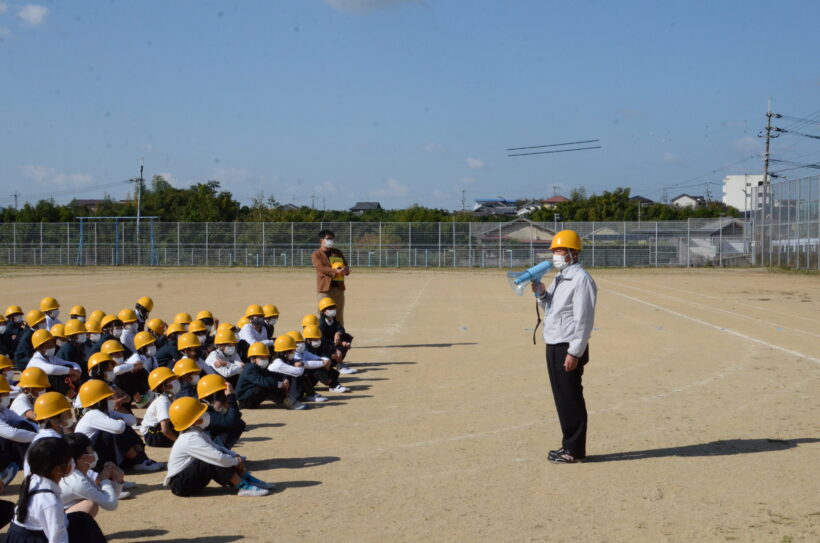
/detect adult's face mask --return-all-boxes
[552,253,569,271]
[323,239,335,249]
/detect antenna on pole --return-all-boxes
[136,158,144,238]
[460,189,466,211]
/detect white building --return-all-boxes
[671,194,705,208]
[722,174,764,212]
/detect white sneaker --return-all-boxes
[338,364,357,375]
[119,490,134,500]
[122,481,137,490]
[132,459,164,472]
[329,385,350,393]
[305,394,328,402]
[237,482,270,497]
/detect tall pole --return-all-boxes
[762,100,773,266]
[136,158,144,239]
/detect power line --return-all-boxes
[507,145,601,157]
[505,139,599,151]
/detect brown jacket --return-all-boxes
[311,247,348,292]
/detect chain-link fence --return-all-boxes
[750,175,820,270]
[0,218,751,268]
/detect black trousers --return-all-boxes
[546,343,589,458]
[308,367,340,388]
[210,422,246,450]
[92,427,146,468]
[114,370,150,398]
[5,512,107,543]
[0,435,32,469]
[0,499,14,531]
[238,386,284,409]
[168,458,236,497]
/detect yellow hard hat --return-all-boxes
[18,367,50,389]
[216,322,235,334]
[318,297,336,312]
[165,322,187,336]
[69,305,86,318]
[332,261,345,272]
[188,319,208,334]
[177,332,201,351]
[63,319,86,337]
[134,331,156,352]
[89,310,106,323]
[5,305,23,317]
[100,314,121,329]
[84,319,102,334]
[136,296,154,312]
[195,310,214,321]
[236,316,250,328]
[39,297,59,312]
[26,309,46,327]
[78,379,114,408]
[101,340,125,356]
[173,357,201,378]
[214,329,237,345]
[148,367,176,391]
[247,342,270,359]
[169,396,208,432]
[286,330,304,343]
[49,324,66,340]
[0,375,10,394]
[273,335,296,353]
[31,329,54,350]
[118,308,138,324]
[174,312,193,325]
[146,318,167,336]
[87,352,113,372]
[245,304,264,318]
[0,354,13,371]
[0,314,5,324]
[33,391,71,421]
[262,304,279,318]
[549,229,583,251]
[197,374,227,400]
[301,314,319,327]
[302,324,321,340]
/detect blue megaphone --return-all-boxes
[507,260,553,296]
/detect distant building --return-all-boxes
[630,195,654,206]
[277,203,300,211]
[722,174,764,212]
[350,202,383,215]
[541,195,569,209]
[515,201,542,217]
[671,194,705,208]
[473,198,517,216]
[68,199,120,213]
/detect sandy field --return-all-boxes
[1,266,818,543]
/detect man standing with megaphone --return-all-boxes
[531,230,597,464]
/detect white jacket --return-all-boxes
[538,263,597,358]
[164,427,239,484]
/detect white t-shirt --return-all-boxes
[10,393,35,418]
[140,394,171,434]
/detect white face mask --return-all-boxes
[196,334,207,344]
[323,239,334,249]
[60,414,75,430]
[324,309,337,318]
[552,253,569,271]
[88,333,101,343]
[0,325,6,334]
[126,323,138,333]
[167,380,181,396]
[255,358,270,369]
[104,370,114,381]
[44,347,56,357]
[146,345,157,357]
[0,396,10,409]
[309,339,321,348]
[65,458,75,476]
[76,316,86,323]
[12,316,23,324]
[87,451,99,469]
[56,340,67,348]
[266,317,278,326]
[3,369,13,382]
[283,351,295,361]
[197,411,211,429]
[106,399,116,412]
[48,310,60,319]
[112,327,123,337]
[221,345,236,357]
[74,333,87,344]
[111,355,124,365]
[296,342,306,353]
[189,374,200,385]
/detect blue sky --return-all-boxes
[1,0,818,210]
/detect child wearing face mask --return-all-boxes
[172,358,203,400]
[60,432,124,516]
[261,305,279,340]
[0,315,15,357]
[235,343,290,409]
[318,298,356,375]
[134,296,153,332]
[238,305,273,349]
[75,380,163,473]
[176,332,208,375]
[196,375,246,449]
[204,330,244,387]
[0,355,17,388]
[3,306,26,354]
[164,396,272,497]
[188,320,214,356]
[26,330,83,399]
[11,368,51,422]
[13,310,48,370]
[155,323,186,368]
[268,336,310,410]
[286,331,330,402]
[39,297,62,330]
[89,315,127,357]
[300,326,350,394]
[103,340,149,409]
[68,306,86,323]
[195,310,217,339]
[117,309,140,354]
[119,333,157,409]
[0,376,37,481]
[23,392,76,476]
[56,320,90,380]
[49,325,68,352]
[7,437,108,543]
[139,368,180,448]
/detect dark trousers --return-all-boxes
[238,386,284,409]
[144,426,175,448]
[0,435,32,469]
[114,369,150,399]
[0,499,14,531]
[546,343,589,458]
[308,367,340,389]
[210,422,245,450]
[92,427,146,468]
[168,458,236,497]
[5,512,106,543]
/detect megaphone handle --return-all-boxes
[532,300,542,345]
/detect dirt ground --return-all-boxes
[1,266,818,543]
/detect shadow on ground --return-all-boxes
[357,342,477,349]
[246,455,340,471]
[589,438,820,462]
[243,422,285,431]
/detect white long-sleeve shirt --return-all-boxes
[204,350,244,378]
[140,394,171,434]
[0,406,37,442]
[11,474,69,543]
[538,262,597,358]
[294,349,328,370]
[60,469,121,511]
[120,327,137,353]
[26,352,81,376]
[124,352,157,374]
[45,315,62,329]
[269,357,304,377]
[238,323,272,346]
[75,409,126,441]
[164,427,239,484]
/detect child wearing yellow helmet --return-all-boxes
[204,329,244,388]
[235,342,294,410]
[0,375,37,478]
[318,298,357,375]
[139,367,180,448]
[266,336,310,410]
[197,374,246,449]
[27,330,82,399]
[301,326,350,394]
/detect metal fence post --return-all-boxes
[408,223,412,267]
[686,218,691,268]
[12,223,16,265]
[655,221,658,267]
[291,222,294,266]
[205,223,209,266]
[591,221,595,268]
[379,222,382,267]
[262,222,266,266]
[468,222,472,267]
[622,221,626,267]
[437,222,441,267]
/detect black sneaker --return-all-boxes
[548,448,568,461]
[549,452,584,464]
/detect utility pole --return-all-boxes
[661,186,668,204]
[136,158,143,239]
[311,193,316,209]
[763,99,773,186]
[460,189,466,211]
[705,181,712,202]
[12,191,19,210]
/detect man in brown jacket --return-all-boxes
[311,229,350,326]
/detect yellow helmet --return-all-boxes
[39,297,59,312]
[18,367,50,389]
[25,309,46,327]
[33,391,71,421]
[177,332,201,351]
[273,335,296,353]
[146,318,167,336]
[549,229,583,251]
[78,379,114,408]
[0,375,10,394]
[5,305,23,318]
[318,297,336,312]
[286,330,304,343]
[216,322,236,334]
[301,314,319,327]
[236,316,250,328]
[84,319,102,334]
[69,305,86,318]
[263,304,279,318]
[101,340,125,356]
[0,314,5,324]
[245,304,264,318]
[31,329,54,350]
[0,354,13,371]
[100,314,121,329]
[174,312,193,325]
[214,329,237,345]
[247,342,270,359]
[87,352,113,372]
[169,396,208,432]
[173,357,201,378]
[197,374,227,400]
[63,319,86,337]
[134,331,156,352]
[302,324,321,340]
[49,324,66,340]
[195,310,214,322]
[188,319,208,334]
[331,261,345,273]
[118,308,138,324]
[148,367,176,391]
[89,310,106,323]
[165,322,187,337]
[136,296,154,312]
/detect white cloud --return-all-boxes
[325,0,426,14]
[733,136,762,154]
[17,4,48,26]
[466,157,484,169]
[0,2,8,15]
[370,177,408,198]
[21,165,95,189]
[662,151,682,164]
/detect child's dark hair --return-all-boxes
[17,437,71,523]
[63,432,92,462]
[318,229,335,240]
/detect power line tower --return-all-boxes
[460,189,466,211]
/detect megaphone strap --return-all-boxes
[532,300,542,345]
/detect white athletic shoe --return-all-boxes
[122,481,137,490]
[338,364,357,375]
[305,394,328,402]
[119,490,134,500]
[132,459,164,472]
[329,385,350,393]
[237,482,270,497]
